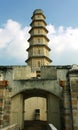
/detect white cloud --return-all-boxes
[47,24,78,65]
[0,19,30,65]
[0,20,78,65]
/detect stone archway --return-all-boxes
[10,89,61,130]
[22,89,49,130]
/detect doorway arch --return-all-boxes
[10,88,61,130]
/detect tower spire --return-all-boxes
[26,9,52,71]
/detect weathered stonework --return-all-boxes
[0,64,78,130]
[0,80,11,128]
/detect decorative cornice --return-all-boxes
[26,56,52,63]
[28,34,49,42]
[26,44,51,51]
[29,26,48,34]
[30,19,47,26]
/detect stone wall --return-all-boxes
[69,65,78,130]
[1,65,78,130]
[10,94,24,130]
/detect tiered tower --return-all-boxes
[26,9,52,71]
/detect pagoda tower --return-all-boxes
[26,9,52,71]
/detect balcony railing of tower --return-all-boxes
[29,26,48,33]
[31,16,45,21]
[27,44,51,52]
[28,35,49,42]
[30,19,47,26]
[28,54,49,58]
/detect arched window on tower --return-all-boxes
[37,15,40,18]
[38,29,40,34]
[38,49,40,55]
[38,61,40,67]
[38,22,40,26]
[38,38,40,43]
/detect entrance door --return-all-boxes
[24,97,47,121]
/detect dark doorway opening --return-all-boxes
[24,120,48,130]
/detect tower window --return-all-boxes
[36,71,41,78]
[38,22,40,26]
[38,61,40,67]
[35,109,40,120]
[38,29,40,34]
[38,49,40,54]
[38,38,40,43]
[35,109,40,114]
[38,15,40,18]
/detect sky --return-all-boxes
[0,0,78,66]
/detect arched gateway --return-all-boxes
[10,71,62,130]
[9,64,62,130]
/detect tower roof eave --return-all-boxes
[31,10,46,20]
[30,19,47,26]
[29,26,48,34]
[26,56,52,63]
[28,35,49,42]
[26,44,51,51]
